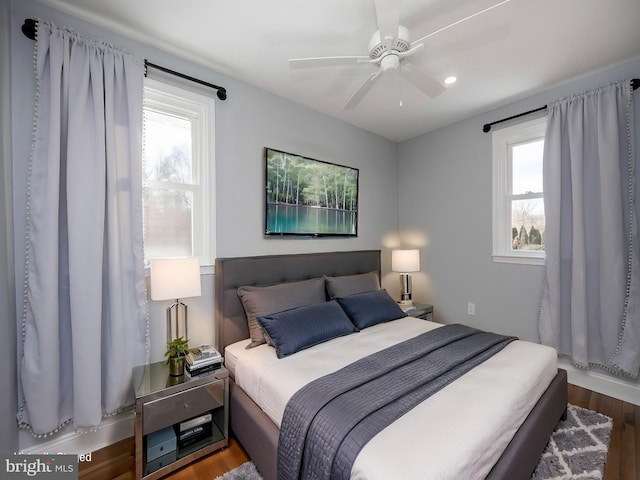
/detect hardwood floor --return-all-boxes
[79,384,638,480]
[78,437,249,480]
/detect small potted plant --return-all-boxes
[165,336,189,376]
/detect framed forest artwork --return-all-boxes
[264,148,359,237]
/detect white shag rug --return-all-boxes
[214,461,262,480]
[532,404,613,479]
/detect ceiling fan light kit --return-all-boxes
[380,54,400,73]
[288,0,511,109]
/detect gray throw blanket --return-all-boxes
[277,324,517,480]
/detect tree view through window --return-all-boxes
[143,109,194,259]
[510,139,544,251]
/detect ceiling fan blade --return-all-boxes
[289,56,370,69]
[410,0,510,47]
[374,0,400,50]
[399,64,446,98]
[343,70,384,110]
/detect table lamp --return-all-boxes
[150,257,202,343]
[392,249,420,306]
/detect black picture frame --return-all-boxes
[264,148,359,237]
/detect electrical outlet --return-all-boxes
[467,302,476,315]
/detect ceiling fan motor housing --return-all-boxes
[368,25,411,59]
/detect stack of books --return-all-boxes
[185,345,222,377]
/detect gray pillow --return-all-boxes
[325,271,380,299]
[237,277,326,348]
[257,300,358,358]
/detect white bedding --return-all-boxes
[226,317,558,480]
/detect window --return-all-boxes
[142,78,215,266]
[492,116,546,265]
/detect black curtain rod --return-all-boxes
[144,61,227,101]
[482,105,546,133]
[21,18,227,101]
[483,78,640,132]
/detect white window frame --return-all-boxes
[143,78,216,268]
[492,116,546,265]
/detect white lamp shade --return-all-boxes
[392,249,420,273]
[150,257,202,301]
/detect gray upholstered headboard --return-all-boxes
[214,250,381,355]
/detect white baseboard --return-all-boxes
[18,410,134,456]
[559,359,640,406]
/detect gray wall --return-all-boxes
[1,0,18,456]
[399,56,640,392]
[213,74,399,258]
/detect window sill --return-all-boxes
[492,253,545,266]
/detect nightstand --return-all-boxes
[406,303,434,321]
[132,361,229,480]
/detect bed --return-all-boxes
[214,250,567,480]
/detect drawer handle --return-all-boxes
[183,403,189,409]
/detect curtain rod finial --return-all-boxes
[22,18,37,40]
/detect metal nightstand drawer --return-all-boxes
[142,381,224,435]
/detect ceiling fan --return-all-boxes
[289,0,510,110]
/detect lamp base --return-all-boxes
[166,300,188,344]
[399,273,413,307]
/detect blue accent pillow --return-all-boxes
[256,301,358,359]
[336,289,407,329]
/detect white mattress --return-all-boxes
[226,317,558,480]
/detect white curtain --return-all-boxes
[18,21,149,436]
[539,80,640,378]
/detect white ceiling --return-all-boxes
[34,0,640,142]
